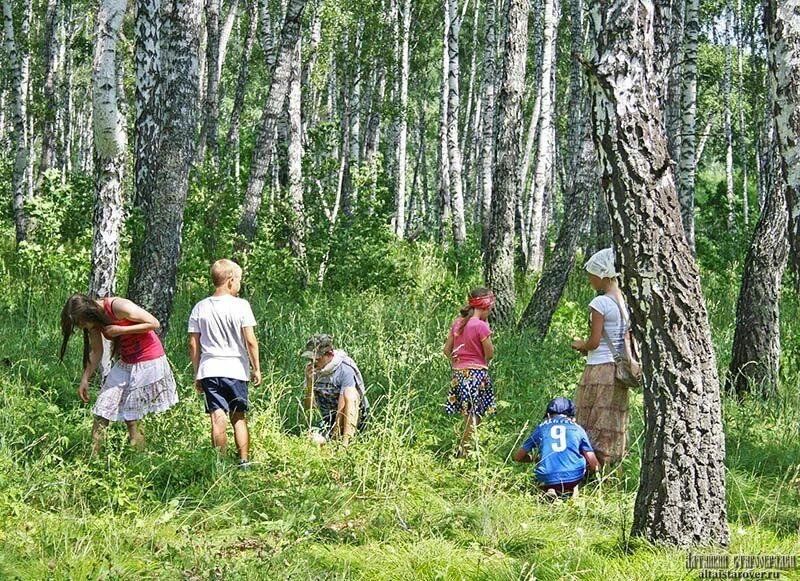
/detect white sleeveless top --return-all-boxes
[587,294,628,365]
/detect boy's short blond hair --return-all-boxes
[211,259,242,287]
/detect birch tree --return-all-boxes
[394,0,411,237]
[90,0,127,299]
[519,0,596,335]
[128,0,203,334]
[727,132,788,399]
[484,0,529,325]
[677,0,699,251]
[527,0,558,272]
[238,0,307,246]
[38,0,61,182]
[446,0,466,246]
[198,0,221,163]
[286,33,308,285]
[479,0,496,250]
[3,0,31,244]
[134,0,162,210]
[587,0,729,547]
[766,0,800,305]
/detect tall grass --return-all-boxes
[1,242,799,579]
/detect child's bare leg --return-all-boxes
[125,420,145,450]
[457,414,481,455]
[91,417,109,455]
[230,411,249,462]
[336,387,360,446]
[210,410,228,452]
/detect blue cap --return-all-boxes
[545,397,576,418]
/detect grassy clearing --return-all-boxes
[1,245,799,579]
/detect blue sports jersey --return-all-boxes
[521,416,593,485]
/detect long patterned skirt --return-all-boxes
[575,362,629,465]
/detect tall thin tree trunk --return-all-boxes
[724,5,736,228]
[460,0,479,206]
[394,0,411,237]
[3,0,31,244]
[437,1,451,241]
[128,0,203,334]
[479,0,496,252]
[238,0,308,246]
[484,0,529,325]
[90,0,127,298]
[447,0,467,245]
[518,0,595,336]
[677,0,699,251]
[587,0,729,547]
[226,2,257,185]
[527,0,558,272]
[38,0,61,185]
[217,0,239,73]
[735,0,749,226]
[287,33,308,286]
[198,0,221,164]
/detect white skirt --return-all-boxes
[93,355,179,422]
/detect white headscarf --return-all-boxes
[584,248,618,279]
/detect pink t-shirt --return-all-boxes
[450,317,492,369]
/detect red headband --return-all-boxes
[468,293,495,310]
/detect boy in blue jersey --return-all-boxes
[513,397,599,499]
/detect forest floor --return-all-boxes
[1,245,799,580]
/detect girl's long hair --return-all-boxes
[456,287,493,335]
[60,294,114,368]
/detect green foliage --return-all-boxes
[1,240,800,578]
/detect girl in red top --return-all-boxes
[60,294,178,453]
[443,287,496,457]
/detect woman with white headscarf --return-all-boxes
[569,248,630,466]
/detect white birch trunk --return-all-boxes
[90,0,127,299]
[446,0,466,245]
[3,0,30,244]
[437,0,451,239]
[677,0,699,252]
[287,34,307,285]
[484,0,529,324]
[134,0,162,210]
[724,6,736,228]
[479,0,496,250]
[394,0,411,238]
[527,0,558,272]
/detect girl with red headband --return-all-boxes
[443,287,497,457]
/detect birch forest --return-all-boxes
[1,0,800,575]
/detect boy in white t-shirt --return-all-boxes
[188,259,261,468]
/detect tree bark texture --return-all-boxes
[127,0,203,335]
[446,0,467,246]
[479,0,496,252]
[198,0,221,164]
[394,0,411,237]
[527,0,559,272]
[90,0,128,298]
[726,133,788,399]
[38,0,61,183]
[677,0,699,251]
[518,0,595,336]
[766,0,800,291]
[286,33,308,285]
[484,0,529,325]
[587,0,729,547]
[238,0,307,245]
[134,0,162,210]
[3,0,31,244]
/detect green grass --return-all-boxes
[1,244,799,580]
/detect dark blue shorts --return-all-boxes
[201,377,249,414]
